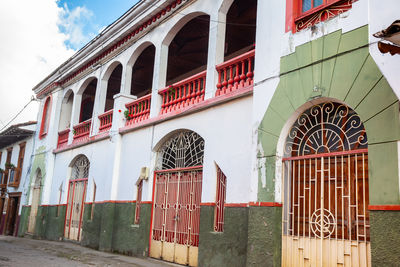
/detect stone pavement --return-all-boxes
[0,236,179,267]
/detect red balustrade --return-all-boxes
[159,71,206,114]
[57,129,70,149]
[125,94,151,126]
[216,49,255,96]
[98,109,113,132]
[73,119,91,142]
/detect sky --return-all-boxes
[0,0,139,131]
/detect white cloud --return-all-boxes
[59,4,96,49]
[0,1,94,128]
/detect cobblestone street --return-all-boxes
[0,236,177,267]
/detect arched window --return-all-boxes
[158,131,205,170]
[282,102,370,265]
[39,96,52,138]
[71,155,90,179]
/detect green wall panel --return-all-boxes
[82,203,103,249]
[246,206,282,267]
[323,30,341,58]
[257,156,276,202]
[368,142,400,205]
[370,211,400,266]
[18,206,31,237]
[99,202,115,252]
[337,26,368,53]
[329,48,369,99]
[344,55,383,109]
[198,206,248,267]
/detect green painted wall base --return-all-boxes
[198,206,248,267]
[370,210,400,266]
[246,206,282,267]
[81,202,151,257]
[18,205,66,241]
[18,206,31,237]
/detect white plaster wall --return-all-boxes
[50,138,117,205]
[368,0,400,99]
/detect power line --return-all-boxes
[0,96,37,132]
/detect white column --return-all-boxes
[109,93,137,200]
[121,63,132,96]
[91,69,106,136]
[149,41,169,118]
[69,93,82,144]
[204,8,228,99]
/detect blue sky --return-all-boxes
[57,0,140,50]
[0,0,141,127]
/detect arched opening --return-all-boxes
[105,63,122,111]
[131,45,155,98]
[150,130,204,266]
[64,155,89,241]
[166,15,210,85]
[28,169,42,233]
[281,102,370,266]
[59,90,74,131]
[79,78,97,123]
[224,0,257,61]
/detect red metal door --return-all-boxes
[150,166,202,267]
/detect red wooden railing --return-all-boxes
[125,94,151,126]
[57,129,70,148]
[159,71,206,114]
[216,49,255,96]
[73,119,91,142]
[98,109,113,132]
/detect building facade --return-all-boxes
[0,122,36,237]
[17,0,400,266]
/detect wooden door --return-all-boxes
[64,179,87,241]
[28,185,41,233]
[5,196,19,236]
[150,167,203,267]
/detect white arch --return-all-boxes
[76,76,98,96]
[100,60,123,82]
[162,11,210,46]
[127,41,156,68]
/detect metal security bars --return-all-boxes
[214,166,227,232]
[282,102,370,266]
[152,167,203,248]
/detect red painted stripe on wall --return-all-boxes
[368,205,400,211]
[249,202,283,207]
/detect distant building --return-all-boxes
[0,121,35,236]
[18,0,400,266]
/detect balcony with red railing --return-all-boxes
[125,94,151,126]
[98,109,113,132]
[57,129,70,149]
[73,119,92,143]
[159,71,206,115]
[216,49,255,96]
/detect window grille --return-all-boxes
[71,155,90,179]
[135,179,143,224]
[214,165,227,232]
[159,131,204,170]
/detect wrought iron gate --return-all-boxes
[150,167,203,266]
[64,178,87,241]
[282,102,370,266]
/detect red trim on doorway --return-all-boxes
[63,181,71,238]
[77,180,87,240]
[368,205,400,211]
[141,201,152,204]
[249,202,283,207]
[148,171,157,257]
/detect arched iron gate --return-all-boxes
[281,102,371,266]
[150,131,204,267]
